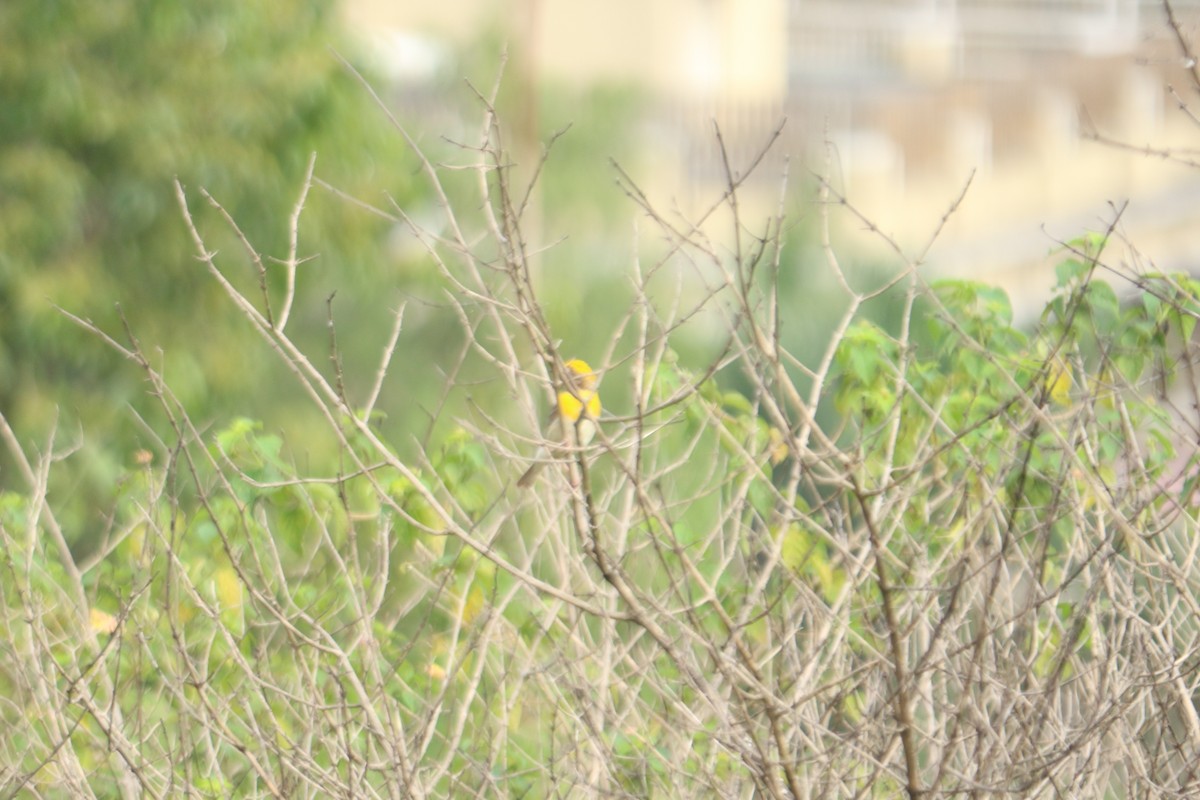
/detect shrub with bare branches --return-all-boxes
[6,53,1200,800]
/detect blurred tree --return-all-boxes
[0,0,426,531]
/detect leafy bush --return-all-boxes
[6,46,1200,800]
[0,0,425,530]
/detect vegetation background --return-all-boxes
[4,0,1200,797]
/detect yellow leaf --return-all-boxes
[89,607,118,635]
[768,426,790,466]
[1046,357,1071,406]
[462,584,484,624]
[780,524,807,574]
[215,566,243,611]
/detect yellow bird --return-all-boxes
[517,358,601,488]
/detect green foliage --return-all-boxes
[2,414,504,792]
[0,0,426,519]
[5,239,1200,795]
[3,18,1199,787]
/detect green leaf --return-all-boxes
[1084,280,1119,331]
[1055,258,1089,288]
[1141,291,1161,320]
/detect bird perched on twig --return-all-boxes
[517,358,601,488]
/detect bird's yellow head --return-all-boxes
[563,358,598,392]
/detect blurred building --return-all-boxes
[344,0,1200,313]
[783,0,1200,312]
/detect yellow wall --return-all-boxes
[343,0,786,100]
